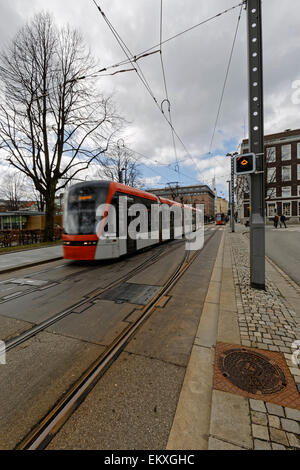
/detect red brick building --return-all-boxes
[236,128,300,224]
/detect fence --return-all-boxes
[0,228,62,248]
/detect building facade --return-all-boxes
[237,128,300,224]
[216,197,229,215]
[149,184,215,222]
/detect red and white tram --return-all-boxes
[63,180,199,260]
[215,213,226,225]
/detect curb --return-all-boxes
[0,256,63,275]
[166,231,225,450]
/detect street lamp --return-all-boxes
[117,139,125,183]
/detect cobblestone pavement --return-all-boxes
[230,232,300,450]
[250,399,300,449]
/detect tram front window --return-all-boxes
[64,184,109,235]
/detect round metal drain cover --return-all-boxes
[218,348,287,395]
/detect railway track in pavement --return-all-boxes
[16,228,218,450]
[4,239,184,352]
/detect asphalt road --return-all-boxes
[265,225,300,286]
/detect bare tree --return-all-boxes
[97,145,141,187]
[0,170,26,211]
[0,12,122,240]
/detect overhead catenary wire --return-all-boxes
[91,0,245,188]
[92,0,247,76]
[208,3,244,156]
[92,0,159,105]
[91,0,213,182]
[78,1,246,83]
[159,0,179,175]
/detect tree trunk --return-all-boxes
[44,190,56,242]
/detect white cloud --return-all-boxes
[0,0,299,200]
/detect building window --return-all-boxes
[266,187,275,199]
[281,144,291,161]
[282,202,291,217]
[267,167,276,183]
[266,147,276,163]
[281,187,291,198]
[282,166,291,181]
[267,203,276,217]
[298,186,300,196]
[298,164,300,180]
[297,143,300,159]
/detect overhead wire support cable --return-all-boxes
[91,0,236,187]
[208,3,244,155]
[159,0,179,175]
[91,0,196,174]
[83,1,246,83]
[124,1,247,62]
[92,0,158,105]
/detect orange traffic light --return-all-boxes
[234,153,256,175]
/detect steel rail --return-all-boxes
[5,239,185,352]
[17,229,218,450]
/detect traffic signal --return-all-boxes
[234,153,256,175]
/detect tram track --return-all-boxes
[15,228,218,450]
[4,238,187,352]
[0,248,166,305]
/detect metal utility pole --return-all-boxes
[227,152,238,232]
[247,0,265,290]
[227,180,231,228]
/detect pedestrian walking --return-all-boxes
[280,214,287,228]
[274,214,279,228]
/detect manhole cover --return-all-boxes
[218,348,287,395]
[101,282,161,305]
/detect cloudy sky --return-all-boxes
[0,0,299,198]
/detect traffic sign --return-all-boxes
[234,153,256,175]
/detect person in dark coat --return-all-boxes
[274,214,279,228]
[280,214,287,228]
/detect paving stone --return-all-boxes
[285,407,300,421]
[265,403,285,417]
[249,399,266,413]
[269,428,289,446]
[286,433,300,449]
[254,439,272,450]
[281,418,300,434]
[268,415,281,429]
[208,437,246,450]
[251,411,268,426]
[252,424,269,441]
[210,390,252,449]
[271,443,286,450]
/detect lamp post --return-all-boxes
[227,180,231,228]
[117,139,125,183]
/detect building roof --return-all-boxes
[242,128,300,146]
[148,184,215,197]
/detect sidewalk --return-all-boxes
[167,224,300,450]
[0,245,63,274]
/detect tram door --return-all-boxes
[126,195,137,254]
